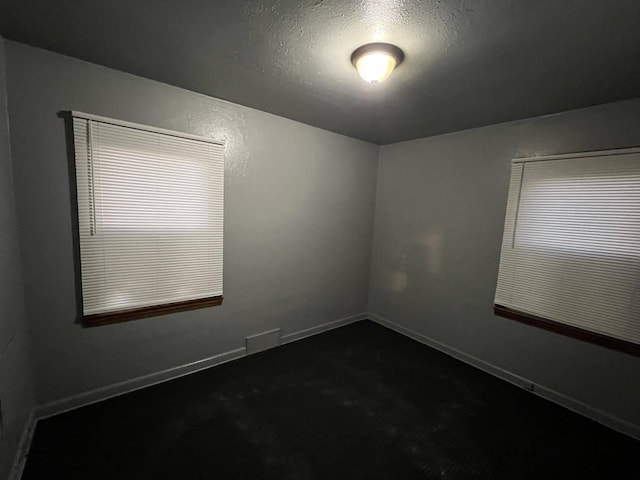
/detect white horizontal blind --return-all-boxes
[72,114,224,316]
[495,150,640,345]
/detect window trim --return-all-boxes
[83,296,224,328]
[494,305,640,357]
[495,146,640,357]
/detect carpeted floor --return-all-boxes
[22,320,640,479]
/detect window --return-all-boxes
[494,148,640,355]
[72,112,224,327]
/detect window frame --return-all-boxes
[494,147,640,356]
[71,111,225,327]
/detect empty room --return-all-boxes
[1,1,640,479]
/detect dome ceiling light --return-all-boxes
[351,43,404,86]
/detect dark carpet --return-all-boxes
[23,320,640,479]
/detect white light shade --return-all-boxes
[355,51,397,85]
[351,43,404,86]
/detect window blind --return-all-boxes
[72,113,224,317]
[495,149,640,346]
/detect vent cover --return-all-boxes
[246,328,282,355]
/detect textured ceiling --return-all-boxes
[1,0,639,144]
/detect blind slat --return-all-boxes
[73,116,224,315]
[495,152,640,345]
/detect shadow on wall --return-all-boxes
[58,111,84,326]
[386,225,446,308]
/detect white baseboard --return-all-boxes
[34,346,246,421]
[10,313,365,479]
[25,311,635,477]
[35,312,366,421]
[281,313,367,344]
[368,313,640,441]
[8,412,36,480]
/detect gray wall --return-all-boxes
[369,98,640,428]
[5,41,379,406]
[4,38,639,443]
[0,36,34,480]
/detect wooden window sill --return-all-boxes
[494,304,640,357]
[83,296,223,327]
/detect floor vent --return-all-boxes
[246,328,282,355]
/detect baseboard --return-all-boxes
[281,313,367,344]
[8,412,36,480]
[34,346,246,421]
[367,313,640,441]
[15,311,637,478]
[34,312,366,421]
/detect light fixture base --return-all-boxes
[350,43,405,68]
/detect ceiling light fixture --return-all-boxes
[351,43,404,86]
